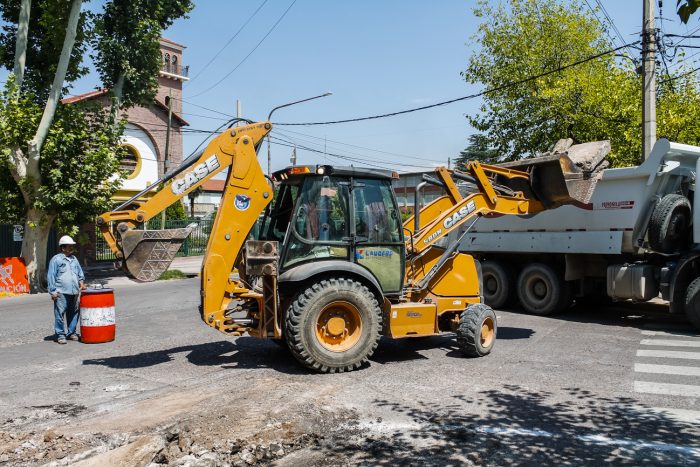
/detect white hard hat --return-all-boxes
[59,235,77,246]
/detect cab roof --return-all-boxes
[271,165,397,182]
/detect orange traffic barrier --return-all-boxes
[79,288,116,343]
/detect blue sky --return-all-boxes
[57,1,700,172]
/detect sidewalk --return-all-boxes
[82,255,203,288]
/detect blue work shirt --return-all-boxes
[47,253,85,295]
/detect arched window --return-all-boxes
[164,53,171,71]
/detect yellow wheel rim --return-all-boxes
[480,316,495,349]
[315,301,363,352]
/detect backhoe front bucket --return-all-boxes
[496,152,602,209]
[120,227,194,282]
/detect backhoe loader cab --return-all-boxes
[97,120,597,373]
[265,166,405,295]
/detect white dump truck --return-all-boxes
[458,138,700,329]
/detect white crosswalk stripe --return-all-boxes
[635,363,700,377]
[639,339,700,348]
[634,325,700,418]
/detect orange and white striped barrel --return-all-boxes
[79,288,116,343]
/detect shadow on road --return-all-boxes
[317,385,700,465]
[82,338,306,374]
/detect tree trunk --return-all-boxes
[22,208,55,293]
[13,0,31,88]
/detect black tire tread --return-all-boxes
[516,263,569,316]
[456,303,497,357]
[285,277,382,373]
[482,260,516,309]
[649,194,691,253]
[684,277,700,330]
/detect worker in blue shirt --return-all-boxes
[47,235,86,344]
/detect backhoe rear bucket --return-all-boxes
[120,227,194,282]
[496,153,601,209]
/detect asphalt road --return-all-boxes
[1,279,699,465]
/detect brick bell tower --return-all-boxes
[156,37,189,172]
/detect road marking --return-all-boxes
[642,330,700,337]
[634,381,700,397]
[640,339,700,348]
[636,349,700,360]
[477,426,700,457]
[643,406,700,424]
[634,363,700,377]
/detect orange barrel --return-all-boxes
[79,288,116,343]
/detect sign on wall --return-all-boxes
[13,225,23,242]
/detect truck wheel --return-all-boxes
[456,304,497,357]
[285,278,382,373]
[683,277,700,330]
[482,260,516,309]
[649,194,691,253]
[517,263,569,315]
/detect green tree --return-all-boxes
[677,0,700,22]
[464,0,700,167]
[455,134,500,170]
[0,0,192,291]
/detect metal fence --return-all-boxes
[0,224,58,265]
[95,219,215,261]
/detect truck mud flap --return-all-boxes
[120,227,193,281]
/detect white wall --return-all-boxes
[118,123,160,191]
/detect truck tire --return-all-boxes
[517,263,570,316]
[482,260,516,309]
[649,194,691,253]
[683,277,700,330]
[285,277,382,373]
[456,303,497,357]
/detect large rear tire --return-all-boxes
[517,263,570,316]
[649,194,691,254]
[683,277,700,330]
[456,303,497,357]
[482,260,516,309]
[285,278,382,373]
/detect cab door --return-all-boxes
[352,178,405,293]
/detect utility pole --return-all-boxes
[236,99,241,125]
[447,157,451,169]
[162,89,173,228]
[642,0,657,161]
[290,145,297,166]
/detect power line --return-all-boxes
[658,65,700,84]
[187,0,269,84]
[273,42,639,126]
[274,128,445,164]
[173,97,236,118]
[594,0,628,50]
[188,0,298,99]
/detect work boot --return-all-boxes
[67,334,80,341]
[57,336,67,345]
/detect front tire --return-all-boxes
[684,277,700,330]
[648,194,691,253]
[285,278,382,373]
[456,304,497,357]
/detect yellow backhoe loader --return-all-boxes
[98,113,596,373]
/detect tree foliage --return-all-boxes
[463,0,700,167]
[0,0,192,290]
[455,134,500,170]
[93,0,192,108]
[0,78,125,231]
[677,0,700,23]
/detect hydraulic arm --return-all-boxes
[97,122,274,324]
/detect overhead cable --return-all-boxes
[272,42,639,126]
